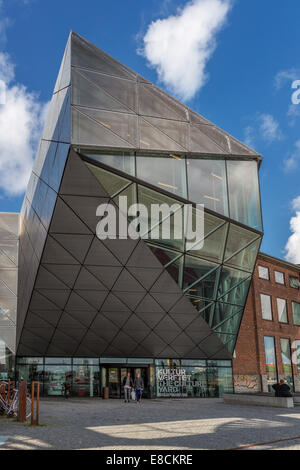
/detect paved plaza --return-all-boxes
[1,398,300,450]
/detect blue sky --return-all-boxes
[0,0,300,263]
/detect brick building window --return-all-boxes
[292,301,300,326]
[289,275,300,289]
[258,265,269,280]
[280,338,294,391]
[261,293,273,320]
[274,271,285,285]
[264,336,278,391]
[294,341,300,384]
[277,298,288,323]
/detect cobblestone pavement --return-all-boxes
[1,398,300,450]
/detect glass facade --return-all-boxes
[14,32,263,378]
[16,357,232,398]
[82,150,262,232]
[264,336,278,392]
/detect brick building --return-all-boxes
[233,252,300,393]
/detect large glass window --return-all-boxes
[261,294,273,320]
[274,271,285,285]
[82,150,135,176]
[264,336,278,392]
[72,362,100,397]
[290,275,300,289]
[277,298,288,324]
[206,366,233,397]
[44,365,72,396]
[294,340,300,387]
[226,160,262,230]
[280,338,294,391]
[186,158,228,216]
[258,265,269,280]
[292,301,300,326]
[136,153,187,198]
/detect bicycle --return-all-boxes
[0,382,31,419]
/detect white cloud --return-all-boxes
[285,196,300,264]
[0,2,48,196]
[274,68,300,90]
[284,140,300,172]
[258,113,283,143]
[243,126,255,148]
[140,0,232,101]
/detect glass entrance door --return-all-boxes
[108,367,120,398]
[106,366,149,398]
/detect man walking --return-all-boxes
[122,371,133,403]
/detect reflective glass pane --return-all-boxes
[72,363,100,397]
[218,277,251,306]
[85,162,131,197]
[136,153,187,198]
[113,183,137,220]
[293,302,300,325]
[182,366,207,398]
[277,298,288,323]
[165,255,184,286]
[261,294,272,321]
[224,224,259,263]
[184,261,220,301]
[81,150,135,176]
[225,239,260,273]
[280,338,294,391]
[258,265,269,280]
[147,244,181,266]
[206,366,233,397]
[217,266,250,299]
[212,303,243,329]
[227,160,262,230]
[213,312,243,340]
[44,364,72,396]
[187,215,227,263]
[183,255,218,290]
[138,185,185,250]
[275,271,285,284]
[264,336,278,392]
[187,158,228,216]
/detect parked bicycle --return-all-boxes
[0,381,31,419]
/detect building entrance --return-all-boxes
[106,366,149,399]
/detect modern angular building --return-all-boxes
[1,32,263,398]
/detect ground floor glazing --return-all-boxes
[14,357,233,398]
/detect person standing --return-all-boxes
[134,372,144,404]
[272,379,293,397]
[122,371,133,403]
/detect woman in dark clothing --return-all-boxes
[134,373,144,404]
[272,379,293,397]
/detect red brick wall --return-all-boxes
[233,255,300,392]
